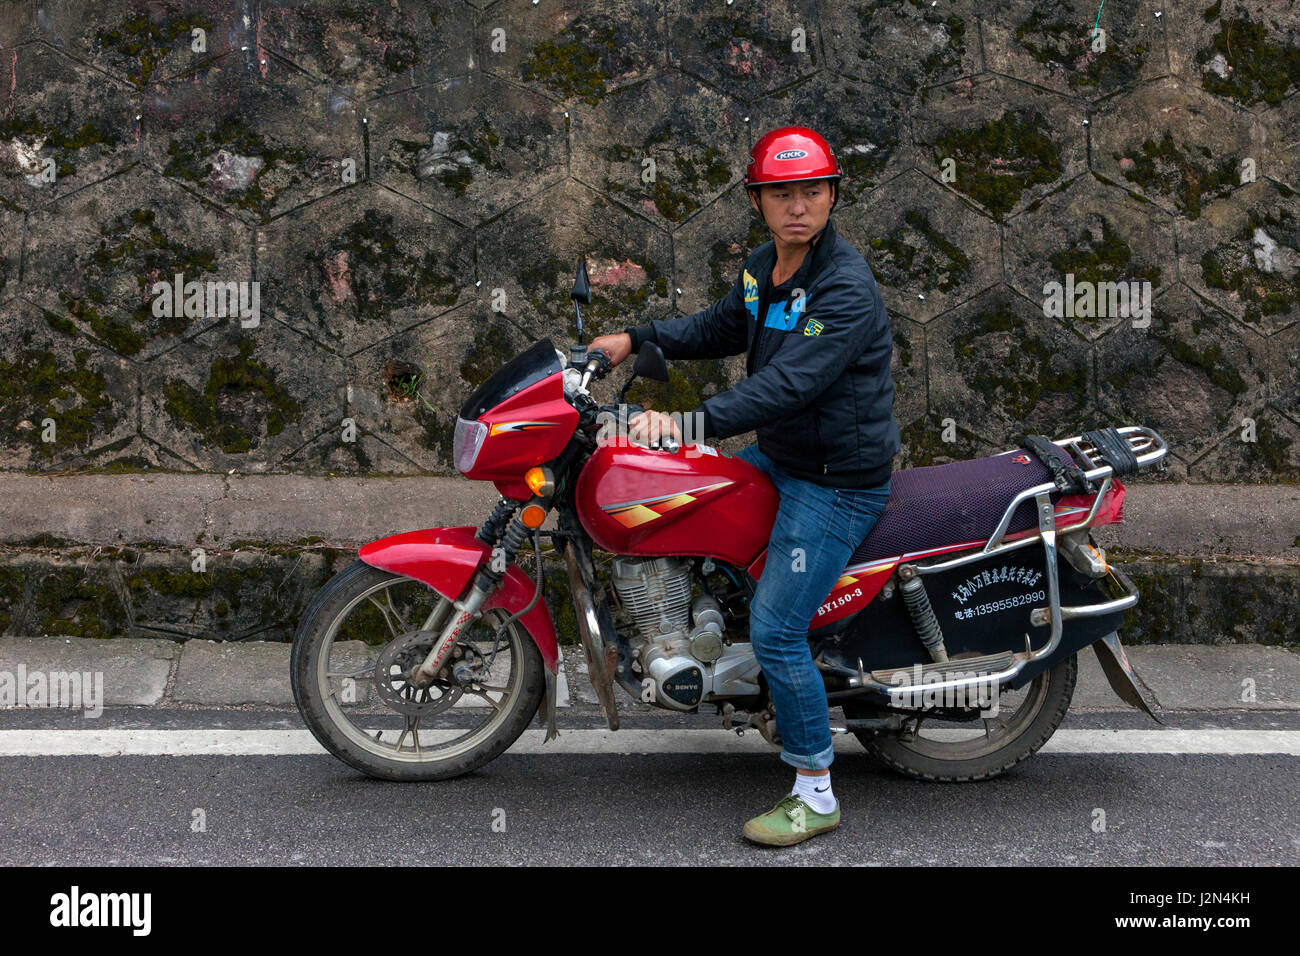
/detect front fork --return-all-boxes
[412,499,527,686]
[411,589,490,685]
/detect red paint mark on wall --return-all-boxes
[588,258,648,288]
[6,50,16,119]
[323,250,352,302]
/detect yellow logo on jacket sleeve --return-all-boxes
[743,270,758,305]
[804,319,824,336]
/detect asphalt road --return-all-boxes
[1,706,1296,866]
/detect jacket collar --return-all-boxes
[757,216,838,291]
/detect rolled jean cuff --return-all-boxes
[780,740,835,772]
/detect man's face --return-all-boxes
[749,179,835,244]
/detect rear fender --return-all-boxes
[1092,631,1162,723]
[358,526,559,674]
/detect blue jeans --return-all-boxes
[737,443,892,771]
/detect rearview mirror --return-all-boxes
[633,341,669,382]
[570,257,591,304]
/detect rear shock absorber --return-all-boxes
[897,564,949,664]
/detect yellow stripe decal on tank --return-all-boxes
[604,480,735,528]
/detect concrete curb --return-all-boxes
[1,637,1296,712]
[0,637,176,706]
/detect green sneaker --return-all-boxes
[742,794,840,847]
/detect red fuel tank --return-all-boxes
[575,442,778,566]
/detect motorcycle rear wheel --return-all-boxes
[291,560,546,782]
[845,653,1077,782]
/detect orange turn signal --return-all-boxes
[520,503,548,528]
[524,466,555,497]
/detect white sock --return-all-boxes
[791,771,836,814]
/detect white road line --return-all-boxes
[0,728,1296,757]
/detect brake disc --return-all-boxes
[373,631,463,717]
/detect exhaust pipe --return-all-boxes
[562,541,620,731]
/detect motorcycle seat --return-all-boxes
[851,444,1072,563]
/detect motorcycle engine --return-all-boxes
[610,556,759,712]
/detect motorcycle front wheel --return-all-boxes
[291,560,546,781]
[844,653,1077,782]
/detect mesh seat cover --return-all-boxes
[851,446,1068,563]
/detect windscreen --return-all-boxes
[458,338,562,419]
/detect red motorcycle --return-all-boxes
[291,259,1168,782]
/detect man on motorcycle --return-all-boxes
[589,127,902,846]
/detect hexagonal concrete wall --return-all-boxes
[0,0,1295,481]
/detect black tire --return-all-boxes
[291,560,547,782]
[847,653,1077,782]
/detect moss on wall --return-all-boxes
[523,29,614,105]
[1048,216,1161,287]
[97,12,215,85]
[1197,16,1300,106]
[868,209,971,293]
[1014,0,1148,90]
[66,206,221,354]
[0,111,119,180]
[952,304,1088,423]
[164,118,305,219]
[1198,208,1300,326]
[0,348,115,458]
[162,339,301,454]
[934,109,1063,219]
[1113,132,1239,219]
[602,124,732,223]
[857,0,968,93]
[316,208,459,321]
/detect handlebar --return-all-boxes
[572,399,680,453]
[576,348,613,390]
[564,348,676,453]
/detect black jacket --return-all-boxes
[625,217,900,488]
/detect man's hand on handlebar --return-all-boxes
[588,332,632,367]
[628,406,682,449]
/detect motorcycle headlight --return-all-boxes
[453,417,488,473]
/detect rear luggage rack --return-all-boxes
[1065,426,1163,478]
[952,424,1167,561]
[843,425,1167,702]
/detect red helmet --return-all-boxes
[744,126,843,207]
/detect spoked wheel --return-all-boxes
[291,560,546,781]
[844,653,1077,782]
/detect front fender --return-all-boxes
[359,526,559,674]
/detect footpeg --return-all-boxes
[739,708,781,746]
